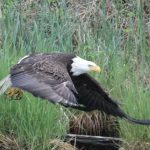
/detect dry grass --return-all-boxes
[69,111,119,137]
[68,0,117,21]
[0,134,78,150]
[0,134,20,150]
[50,139,78,150]
[120,140,150,150]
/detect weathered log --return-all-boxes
[64,134,122,146]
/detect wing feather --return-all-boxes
[11,60,78,107]
[72,74,124,117]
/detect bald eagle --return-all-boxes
[0,53,150,125]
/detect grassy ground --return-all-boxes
[0,0,150,149]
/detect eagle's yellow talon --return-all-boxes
[6,88,23,100]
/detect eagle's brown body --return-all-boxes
[1,53,150,125]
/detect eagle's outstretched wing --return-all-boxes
[11,58,78,107]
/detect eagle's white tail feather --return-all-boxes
[0,75,12,95]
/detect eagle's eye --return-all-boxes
[88,64,93,67]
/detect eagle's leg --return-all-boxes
[6,87,23,100]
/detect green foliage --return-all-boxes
[0,95,68,149]
[0,0,150,149]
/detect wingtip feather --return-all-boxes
[0,75,12,95]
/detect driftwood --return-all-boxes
[64,134,123,146]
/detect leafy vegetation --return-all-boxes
[0,0,150,149]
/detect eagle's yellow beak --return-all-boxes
[90,65,101,73]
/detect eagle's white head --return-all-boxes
[71,56,101,76]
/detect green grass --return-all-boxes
[0,95,68,149]
[0,59,69,150]
[0,0,150,149]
